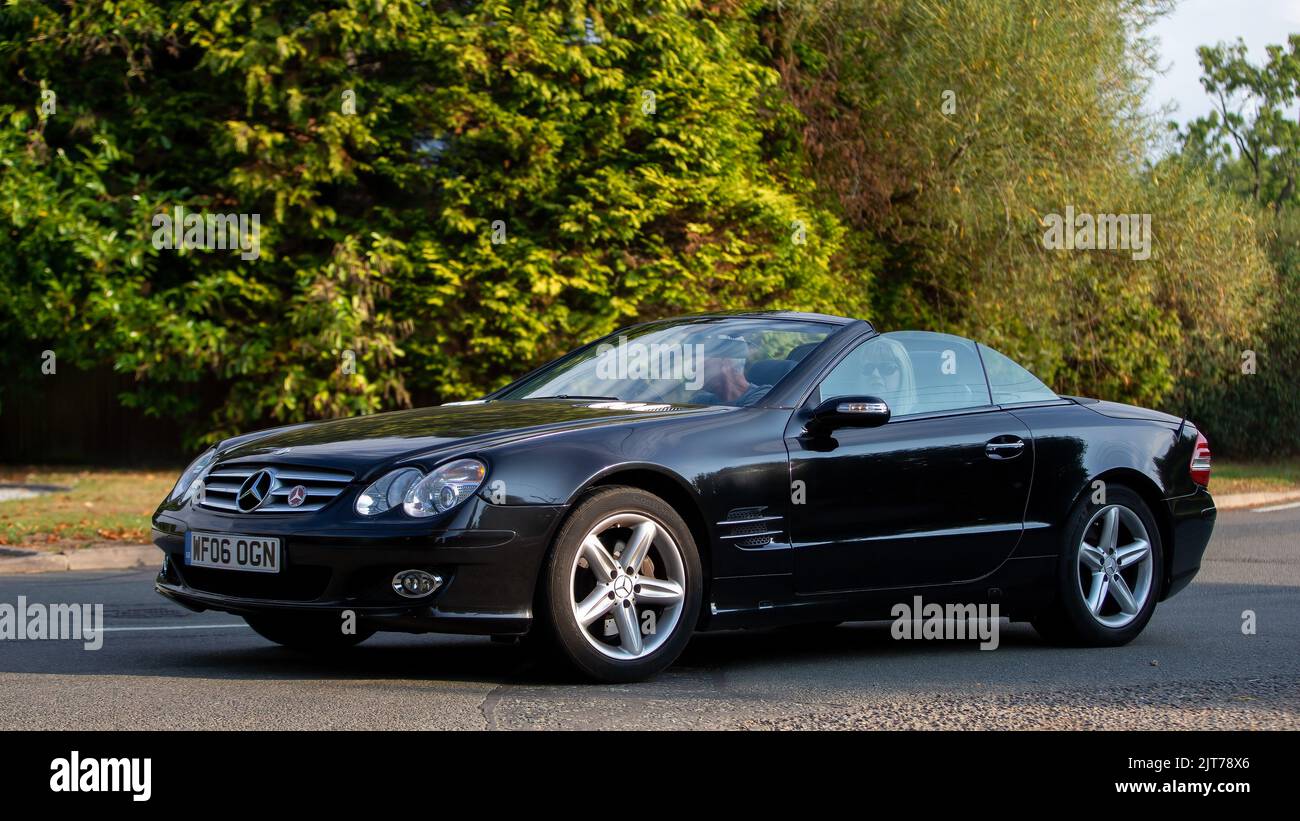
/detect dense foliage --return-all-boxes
[1170,34,1300,455]
[1,0,847,441]
[0,0,1294,456]
[768,0,1273,414]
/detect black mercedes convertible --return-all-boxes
[152,312,1217,681]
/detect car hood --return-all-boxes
[214,400,720,476]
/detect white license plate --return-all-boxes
[185,531,281,574]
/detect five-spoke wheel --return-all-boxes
[1075,504,1154,629]
[570,512,687,660]
[1034,485,1163,646]
[543,487,702,682]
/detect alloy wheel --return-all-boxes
[1075,504,1154,629]
[568,512,687,660]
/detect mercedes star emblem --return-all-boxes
[236,469,275,512]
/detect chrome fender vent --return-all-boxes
[716,507,784,549]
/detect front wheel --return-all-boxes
[1033,485,1163,646]
[244,613,375,652]
[542,486,703,683]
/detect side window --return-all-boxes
[978,344,1058,404]
[818,332,992,417]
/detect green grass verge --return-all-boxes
[1210,460,1300,496]
[0,467,175,550]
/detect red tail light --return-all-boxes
[1190,431,1211,487]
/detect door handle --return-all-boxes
[985,437,1026,459]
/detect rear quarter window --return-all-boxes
[978,344,1059,404]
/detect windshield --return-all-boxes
[498,317,837,407]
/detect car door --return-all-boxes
[787,332,1032,593]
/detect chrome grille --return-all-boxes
[199,464,354,513]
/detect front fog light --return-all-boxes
[392,570,443,599]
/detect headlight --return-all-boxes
[169,448,216,503]
[355,468,423,516]
[403,458,487,518]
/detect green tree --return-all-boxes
[1172,35,1300,455]
[1,0,848,443]
[1179,35,1300,211]
[769,0,1273,412]
[2,0,1289,459]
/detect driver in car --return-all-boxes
[689,336,773,406]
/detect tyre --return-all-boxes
[1032,485,1163,646]
[244,613,375,652]
[542,486,703,683]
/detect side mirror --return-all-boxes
[808,395,891,433]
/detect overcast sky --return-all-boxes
[1146,0,1300,129]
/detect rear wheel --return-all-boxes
[543,486,702,683]
[1033,485,1163,646]
[244,613,375,652]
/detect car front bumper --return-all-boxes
[151,497,564,636]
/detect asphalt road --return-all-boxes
[1,505,1297,730]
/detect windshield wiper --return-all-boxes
[527,394,622,401]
